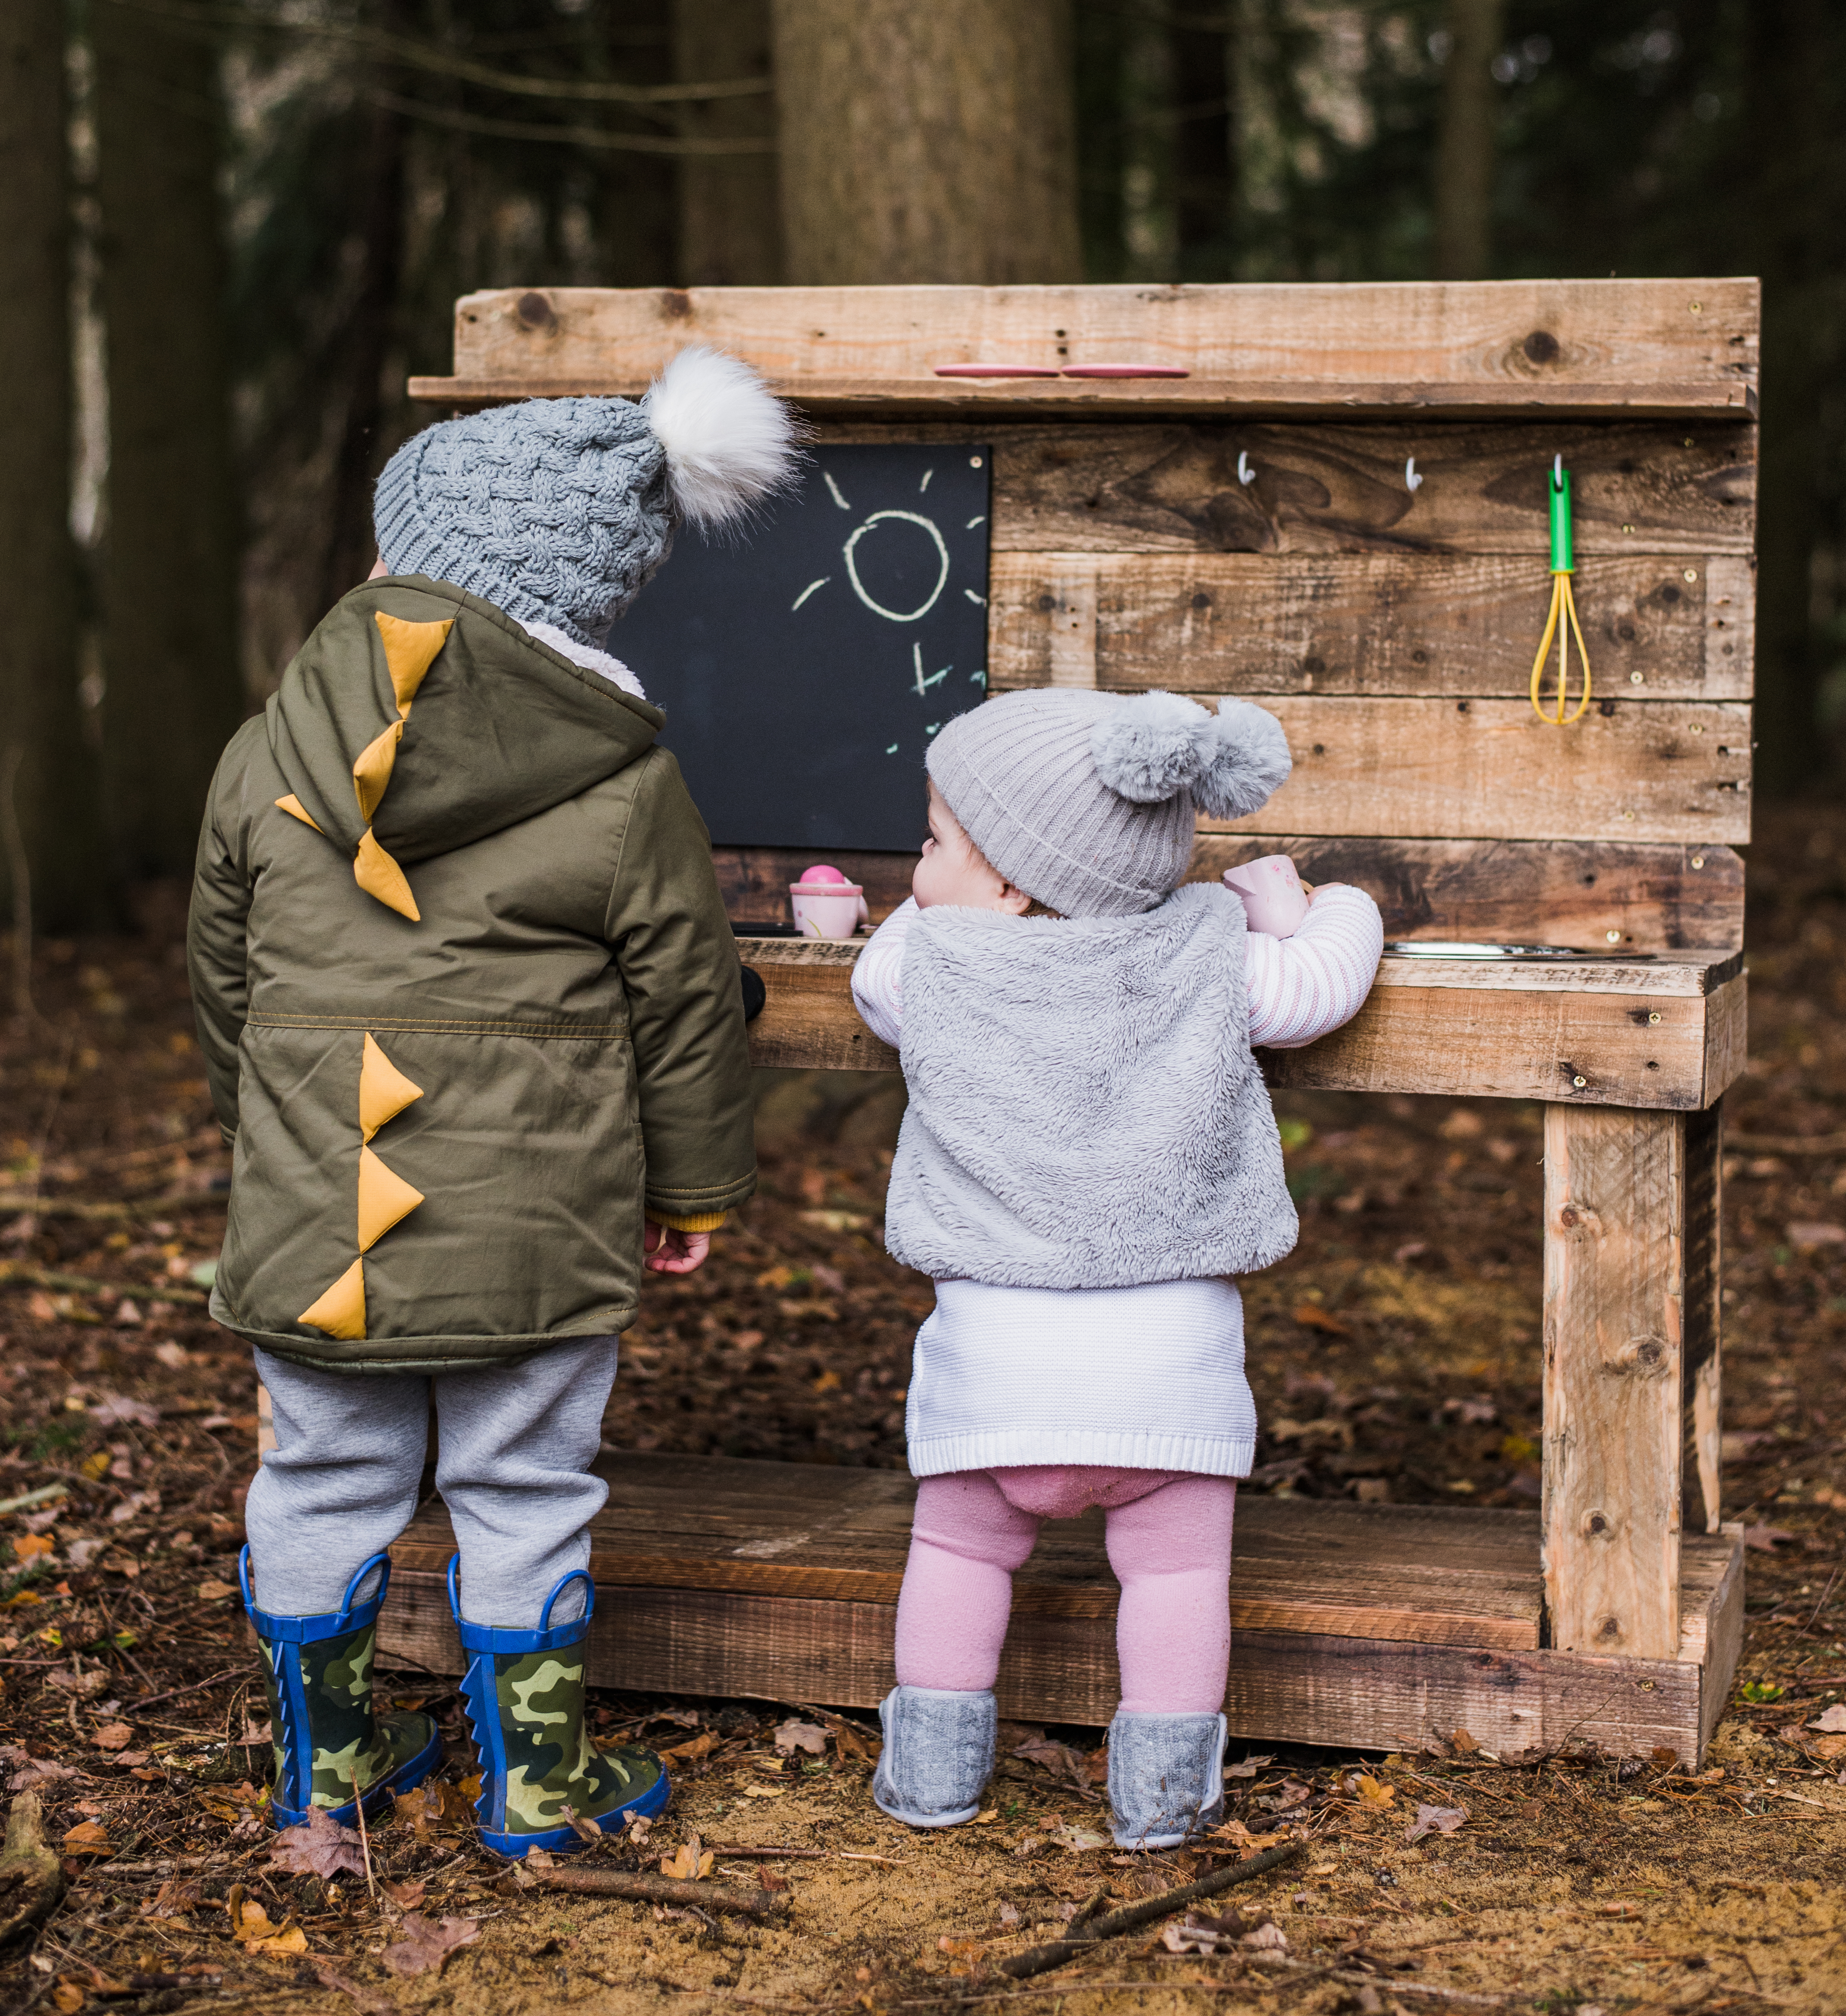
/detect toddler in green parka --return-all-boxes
[186,348,797,1858]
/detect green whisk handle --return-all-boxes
[1549,465,1575,574]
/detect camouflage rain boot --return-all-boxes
[239,1547,443,1829]
[448,1559,670,1859]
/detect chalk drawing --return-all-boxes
[844,510,950,624]
[791,577,829,612]
[823,471,852,512]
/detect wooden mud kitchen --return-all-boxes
[377,279,1757,1766]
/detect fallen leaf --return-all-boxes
[1649,1746,1681,1772]
[46,1669,107,1697]
[559,1803,601,1845]
[61,1820,112,1856]
[1739,1679,1785,1702]
[1406,1804,1467,1842]
[1224,1752,1275,1780]
[313,1962,396,2016]
[195,1579,237,1602]
[1291,1301,1353,1337]
[1449,1729,1480,1755]
[2,1748,80,1792]
[381,1912,479,1978]
[251,1924,310,1956]
[142,1877,202,1919]
[1811,1733,1846,1761]
[271,1804,365,1880]
[90,1723,133,1752]
[12,1535,54,1561]
[799,1210,870,1233]
[91,1394,159,1429]
[660,1837,715,1881]
[1243,1922,1288,1951]
[774,1718,829,1756]
[226,1891,308,1953]
[1811,1704,1846,1734]
[1350,1774,1395,1810]
[1786,1221,1845,1249]
[1044,1822,1110,1853]
[662,1729,720,1762]
[742,1783,786,1799]
[936,1935,985,1975]
[52,1984,85,2015]
[973,1807,997,1824]
[1212,1819,1285,1852]
[1742,1527,1800,1554]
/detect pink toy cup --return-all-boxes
[1222,854,1309,937]
[790,864,869,940]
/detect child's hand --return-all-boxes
[644,1220,712,1275]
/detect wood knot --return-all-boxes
[1596,1614,1622,1642]
[1523,329,1561,365]
[1583,1510,1611,1537]
[659,288,694,319]
[515,291,555,331]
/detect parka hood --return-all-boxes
[267,575,664,880]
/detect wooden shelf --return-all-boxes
[738,938,1745,1110]
[410,373,1757,421]
[377,1450,1743,1763]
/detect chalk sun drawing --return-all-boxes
[791,577,829,612]
[823,471,852,512]
[843,510,951,624]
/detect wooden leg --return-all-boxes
[1682,1102,1723,1538]
[1542,1104,1714,1659]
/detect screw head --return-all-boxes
[1630,671,1645,684]
[1691,855,1706,868]
[1648,1011,1662,1024]
[1573,1075,1588,1088]
[1606,930,1622,943]
[1684,568,1698,582]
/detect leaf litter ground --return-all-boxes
[2,807,1845,2016]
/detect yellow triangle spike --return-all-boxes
[357,1144,425,1253]
[374,612,453,717]
[359,1032,423,1144]
[299,1258,366,1340]
[353,828,419,921]
[275,794,323,834]
[352,718,403,824]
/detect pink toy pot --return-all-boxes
[1222,854,1309,937]
[790,865,869,940]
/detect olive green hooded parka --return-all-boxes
[187,574,756,1375]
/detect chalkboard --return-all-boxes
[612,443,992,851]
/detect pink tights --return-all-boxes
[893,1465,1236,1714]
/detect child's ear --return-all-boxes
[996,882,1032,916]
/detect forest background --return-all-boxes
[0,0,1842,931]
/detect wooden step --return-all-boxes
[377,1451,1743,1766]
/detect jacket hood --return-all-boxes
[266,575,664,874]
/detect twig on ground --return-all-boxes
[124,1666,256,1713]
[521,1866,790,1917]
[704,1843,828,1859]
[0,1261,209,1307]
[998,1839,1303,1982]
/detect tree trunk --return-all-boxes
[1431,0,1501,281]
[598,0,676,291]
[769,0,1081,285]
[0,0,109,933]
[318,93,406,613]
[1740,0,1826,797]
[674,0,780,284]
[92,0,243,878]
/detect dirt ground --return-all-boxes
[2,806,1844,2016]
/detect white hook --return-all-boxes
[1553,452,1563,485]
[1237,450,1255,486]
[1404,456,1422,493]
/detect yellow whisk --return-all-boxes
[1529,456,1591,725]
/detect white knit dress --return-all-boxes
[851,885,1384,1480]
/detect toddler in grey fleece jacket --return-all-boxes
[850,687,1382,1849]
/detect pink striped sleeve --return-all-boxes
[1244,884,1384,1048]
[850,897,916,1047]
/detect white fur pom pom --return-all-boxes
[1091,690,1219,804]
[1192,698,1292,821]
[643,345,799,529]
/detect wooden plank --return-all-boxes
[1541,1107,1688,1660]
[430,279,1759,411]
[1191,696,1751,845]
[376,1540,1738,1760]
[1188,838,1745,955]
[739,938,1746,1107]
[1699,1532,1745,1759]
[1261,971,1738,1111]
[720,839,1747,954]
[1682,1103,1724,1537]
[980,421,1754,560]
[989,552,1752,701]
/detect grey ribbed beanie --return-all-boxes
[371,348,798,646]
[925,690,1292,917]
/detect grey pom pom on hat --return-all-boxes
[925,688,1291,918]
[372,347,798,648]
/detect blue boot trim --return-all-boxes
[447,1558,670,1860]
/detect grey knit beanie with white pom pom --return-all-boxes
[926,688,1291,918]
[372,347,797,647]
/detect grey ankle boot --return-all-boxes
[871,1686,996,1827]
[1107,1711,1228,1849]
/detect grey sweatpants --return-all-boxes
[245,1338,618,1629]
